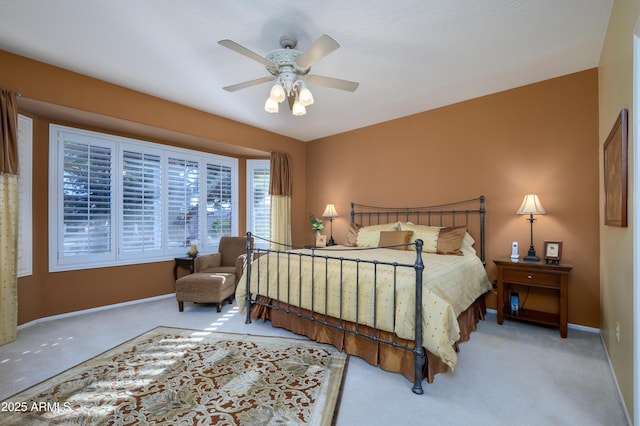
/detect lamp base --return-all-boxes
[327,237,336,246]
[523,247,540,262]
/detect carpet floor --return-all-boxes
[0,295,630,425]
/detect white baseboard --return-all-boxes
[18,293,175,330]
[484,308,600,334]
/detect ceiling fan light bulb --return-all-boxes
[292,100,306,116]
[264,97,279,113]
[270,83,286,103]
[298,87,314,106]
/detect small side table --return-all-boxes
[174,256,195,281]
[494,259,572,337]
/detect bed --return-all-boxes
[236,196,491,394]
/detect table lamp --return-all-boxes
[322,203,339,246]
[517,194,546,262]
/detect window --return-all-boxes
[206,162,233,242]
[167,156,200,249]
[49,124,238,271]
[60,137,115,261]
[247,160,270,248]
[17,114,32,277]
[121,148,162,257]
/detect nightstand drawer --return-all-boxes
[503,269,559,287]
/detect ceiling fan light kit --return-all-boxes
[298,85,314,106]
[269,83,286,103]
[219,34,359,117]
[267,79,313,115]
[264,97,279,113]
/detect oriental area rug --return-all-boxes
[0,326,348,425]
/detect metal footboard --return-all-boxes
[243,233,427,394]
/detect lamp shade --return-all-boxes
[322,204,339,218]
[269,83,286,103]
[298,87,314,106]
[264,97,279,113]
[517,194,546,215]
[292,100,306,116]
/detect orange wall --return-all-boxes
[307,69,600,327]
[0,50,307,323]
[1,50,600,328]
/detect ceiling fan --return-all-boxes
[218,34,359,115]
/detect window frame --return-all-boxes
[48,124,238,272]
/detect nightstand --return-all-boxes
[494,259,573,337]
[173,256,196,281]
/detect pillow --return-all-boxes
[356,222,401,247]
[398,223,440,253]
[463,232,475,248]
[397,221,414,227]
[377,230,414,250]
[461,232,476,254]
[344,222,364,247]
[436,225,467,255]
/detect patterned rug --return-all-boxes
[0,326,348,425]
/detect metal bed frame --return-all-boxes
[243,196,486,395]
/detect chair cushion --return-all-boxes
[201,266,236,275]
[195,253,221,272]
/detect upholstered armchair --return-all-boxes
[194,236,252,284]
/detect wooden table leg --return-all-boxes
[497,274,504,325]
[559,274,568,338]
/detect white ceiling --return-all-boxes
[0,0,612,142]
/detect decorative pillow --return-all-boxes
[398,223,440,253]
[356,222,401,247]
[462,232,476,254]
[377,230,414,250]
[344,222,364,247]
[463,232,475,248]
[397,221,414,227]
[436,225,467,255]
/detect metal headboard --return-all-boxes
[350,196,486,265]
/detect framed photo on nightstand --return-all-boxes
[315,234,327,247]
[544,241,562,264]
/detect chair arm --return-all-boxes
[236,252,267,284]
[195,253,221,272]
[235,252,267,283]
[235,254,247,283]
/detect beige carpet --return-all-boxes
[0,326,348,425]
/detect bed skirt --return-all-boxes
[249,293,487,383]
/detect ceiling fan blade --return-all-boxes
[218,39,274,67]
[306,75,359,92]
[295,34,340,68]
[222,76,275,92]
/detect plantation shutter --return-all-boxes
[16,115,32,277]
[121,150,162,254]
[206,163,233,244]
[62,139,114,259]
[247,160,270,241]
[167,157,199,248]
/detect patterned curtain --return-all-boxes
[269,152,292,250]
[0,88,19,345]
